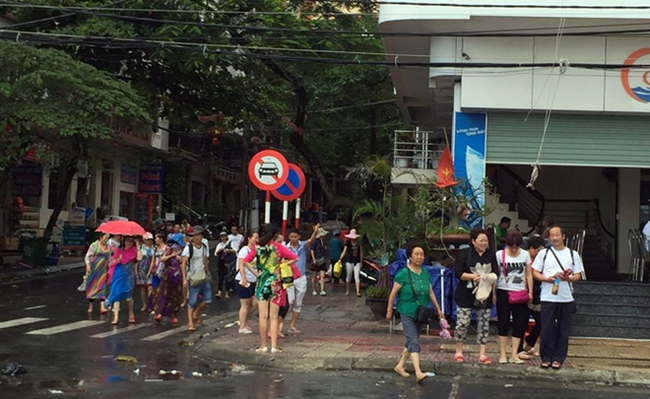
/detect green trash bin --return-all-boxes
[22,237,48,268]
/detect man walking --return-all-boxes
[181,226,212,331]
[531,226,583,369]
[283,223,320,333]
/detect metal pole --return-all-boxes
[264,191,271,224]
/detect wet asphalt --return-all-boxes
[1,271,648,398]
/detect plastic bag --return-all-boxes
[77,274,88,292]
[333,260,342,278]
[279,262,294,289]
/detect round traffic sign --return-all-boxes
[248,150,289,191]
[272,164,306,201]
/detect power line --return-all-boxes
[2,0,130,29]
[2,30,649,70]
[344,0,650,10]
[7,4,650,38]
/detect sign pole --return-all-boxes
[295,197,301,229]
[282,201,288,238]
[264,191,271,224]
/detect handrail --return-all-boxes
[497,165,546,235]
[594,199,615,238]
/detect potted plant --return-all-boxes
[365,267,391,318]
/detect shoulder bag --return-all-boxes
[501,249,529,305]
[406,268,435,323]
[187,244,208,287]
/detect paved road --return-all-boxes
[1,272,648,398]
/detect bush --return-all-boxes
[366,285,389,300]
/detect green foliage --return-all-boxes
[366,284,389,299]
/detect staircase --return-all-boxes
[572,281,650,339]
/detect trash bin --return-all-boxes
[21,237,48,268]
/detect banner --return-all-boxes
[452,112,487,229]
[138,164,163,194]
[121,164,138,185]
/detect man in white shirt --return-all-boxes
[227,225,244,252]
[181,226,211,331]
[642,220,650,253]
[532,225,583,370]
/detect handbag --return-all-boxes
[406,268,435,323]
[501,249,529,305]
[547,248,578,314]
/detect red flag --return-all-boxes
[436,146,458,188]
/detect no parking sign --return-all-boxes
[272,164,305,201]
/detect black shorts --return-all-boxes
[235,281,256,299]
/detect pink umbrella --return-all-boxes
[96,220,146,236]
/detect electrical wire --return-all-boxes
[2,30,649,70]
[7,4,650,38]
[342,0,650,10]
[2,0,130,29]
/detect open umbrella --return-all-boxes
[96,220,146,236]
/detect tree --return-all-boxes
[0,41,149,240]
[6,0,407,206]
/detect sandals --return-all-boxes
[454,353,465,363]
[188,325,197,332]
[509,358,525,365]
[526,347,541,357]
[271,347,282,354]
[551,362,562,369]
[154,315,162,323]
[288,328,301,334]
[128,317,136,323]
[171,318,179,325]
[541,362,551,369]
[478,356,492,365]
[517,351,531,361]
[255,347,268,353]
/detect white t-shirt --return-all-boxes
[228,234,244,252]
[496,249,530,292]
[235,246,257,283]
[532,247,584,303]
[214,241,228,256]
[642,221,650,252]
[181,243,207,281]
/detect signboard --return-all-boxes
[165,213,175,221]
[452,112,487,229]
[121,164,138,185]
[139,164,163,194]
[62,225,86,249]
[70,207,86,226]
[247,150,289,191]
[272,164,306,201]
[12,163,42,197]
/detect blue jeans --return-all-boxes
[401,314,424,353]
[188,281,212,308]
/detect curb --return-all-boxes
[192,343,650,388]
[0,261,85,285]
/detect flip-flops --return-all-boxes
[454,353,464,363]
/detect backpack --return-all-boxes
[187,243,209,260]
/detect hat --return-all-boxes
[344,229,360,239]
[143,232,154,241]
[316,227,328,239]
[187,226,205,236]
[219,231,228,236]
[167,233,185,247]
[474,273,497,302]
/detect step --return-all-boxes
[573,282,650,296]
[574,303,650,317]
[572,313,650,329]
[570,325,650,340]
[574,293,650,306]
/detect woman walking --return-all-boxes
[236,231,259,334]
[242,224,298,354]
[150,233,167,291]
[105,236,140,325]
[136,233,155,312]
[310,228,329,296]
[152,234,185,324]
[453,228,499,365]
[85,233,111,314]
[386,242,444,383]
[339,229,363,297]
[495,230,532,364]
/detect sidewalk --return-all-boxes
[192,283,650,388]
[0,256,85,284]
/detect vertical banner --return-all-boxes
[452,112,487,229]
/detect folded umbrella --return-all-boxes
[96,220,146,236]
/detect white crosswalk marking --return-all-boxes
[140,317,215,341]
[0,317,49,330]
[24,305,47,311]
[91,323,151,338]
[26,320,105,335]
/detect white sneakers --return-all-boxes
[313,291,327,296]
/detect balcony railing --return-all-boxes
[393,130,445,170]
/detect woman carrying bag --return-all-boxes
[387,241,443,383]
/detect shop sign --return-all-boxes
[121,164,138,185]
[138,164,163,194]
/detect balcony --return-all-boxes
[392,130,444,185]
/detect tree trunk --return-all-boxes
[42,157,78,242]
[369,106,378,155]
[259,59,339,203]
